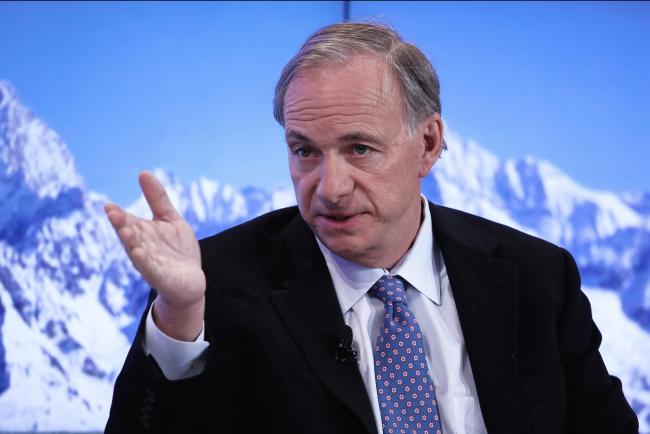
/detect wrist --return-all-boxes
[152,295,205,341]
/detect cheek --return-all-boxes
[363,169,416,209]
[363,180,395,208]
[290,172,315,214]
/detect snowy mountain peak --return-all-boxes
[0,80,83,198]
[0,80,86,242]
[433,128,644,245]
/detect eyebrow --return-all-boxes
[338,132,380,144]
[285,130,380,145]
[285,130,314,145]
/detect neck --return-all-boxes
[383,198,425,270]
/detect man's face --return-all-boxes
[283,55,442,268]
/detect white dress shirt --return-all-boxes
[144,199,487,434]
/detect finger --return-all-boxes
[118,226,140,252]
[104,203,120,214]
[104,203,127,229]
[105,203,141,232]
[129,246,148,273]
[125,245,150,277]
[139,171,180,221]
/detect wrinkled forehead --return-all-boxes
[283,55,405,118]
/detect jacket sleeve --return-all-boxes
[558,249,639,433]
[104,289,242,434]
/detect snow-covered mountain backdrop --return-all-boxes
[1,79,648,432]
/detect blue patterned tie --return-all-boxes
[369,275,442,434]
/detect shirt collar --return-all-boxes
[316,197,441,315]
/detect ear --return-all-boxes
[417,113,444,178]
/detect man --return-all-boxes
[104,23,638,434]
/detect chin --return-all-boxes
[317,234,367,260]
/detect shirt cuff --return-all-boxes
[143,303,210,380]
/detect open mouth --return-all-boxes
[325,215,353,221]
[316,212,365,231]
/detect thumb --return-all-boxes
[138,171,180,220]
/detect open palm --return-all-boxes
[105,171,205,340]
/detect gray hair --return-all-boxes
[273,22,446,150]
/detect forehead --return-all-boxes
[283,55,406,129]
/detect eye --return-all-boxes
[353,144,369,155]
[293,147,313,158]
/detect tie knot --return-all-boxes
[369,275,408,305]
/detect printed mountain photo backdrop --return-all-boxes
[1,79,649,432]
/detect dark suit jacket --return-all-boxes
[105,203,638,434]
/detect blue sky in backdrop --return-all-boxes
[1,1,648,205]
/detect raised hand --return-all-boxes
[104,171,205,341]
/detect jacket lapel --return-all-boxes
[429,203,527,432]
[267,215,378,434]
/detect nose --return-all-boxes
[316,155,353,205]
